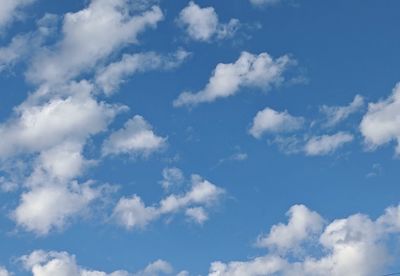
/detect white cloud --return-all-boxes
[255,205,324,253]
[249,107,304,139]
[0,267,10,276]
[113,175,224,229]
[96,49,190,95]
[0,0,36,32]
[0,81,122,159]
[0,14,58,72]
[102,115,166,157]
[20,250,174,276]
[320,94,364,127]
[185,207,208,224]
[159,167,184,191]
[177,1,240,42]
[249,0,282,7]
[209,203,400,276]
[13,181,107,235]
[304,132,354,156]
[360,83,400,154]
[27,0,164,84]
[136,259,173,276]
[173,52,291,107]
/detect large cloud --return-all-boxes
[209,204,400,276]
[27,0,164,84]
[173,52,292,107]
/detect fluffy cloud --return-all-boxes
[174,52,292,107]
[249,107,304,138]
[360,83,400,154]
[255,205,324,253]
[113,175,224,229]
[13,181,108,235]
[0,81,122,159]
[320,95,364,127]
[177,1,240,42]
[209,203,400,276]
[0,0,36,31]
[20,250,174,276]
[27,0,164,84]
[102,115,166,157]
[96,50,190,95]
[304,132,354,156]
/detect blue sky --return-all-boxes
[1,0,400,275]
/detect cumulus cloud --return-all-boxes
[20,250,174,276]
[0,81,122,159]
[177,1,240,42]
[320,94,364,127]
[112,175,224,229]
[360,83,400,154]
[249,107,304,138]
[96,50,190,95]
[209,203,400,276]
[102,115,166,157]
[304,132,354,156]
[255,205,324,253]
[174,52,292,107]
[13,181,109,235]
[0,0,36,32]
[27,0,164,84]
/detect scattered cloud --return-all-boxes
[96,49,190,95]
[177,1,240,42]
[112,174,224,229]
[304,132,354,156]
[360,83,400,155]
[320,94,364,127]
[209,203,400,276]
[102,115,166,158]
[249,107,304,139]
[174,52,292,107]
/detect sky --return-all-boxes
[1,0,400,275]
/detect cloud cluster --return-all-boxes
[209,203,400,276]
[20,250,176,276]
[177,1,240,42]
[113,175,224,229]
[174,51,292,107]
